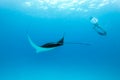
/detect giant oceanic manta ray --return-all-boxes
[27,35,90,53]
[27,35,64,53]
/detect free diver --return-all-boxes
[90,16,107,36]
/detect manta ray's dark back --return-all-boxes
[41,36,64,48]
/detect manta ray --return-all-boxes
[27,35,64,53]
[28,34,90,53]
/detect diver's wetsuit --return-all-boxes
[93,23,107,36]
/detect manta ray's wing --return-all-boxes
[27,35,55,53]
[57,36,64,45]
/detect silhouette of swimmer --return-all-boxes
[41,36,64,48]
[90,17,107,36]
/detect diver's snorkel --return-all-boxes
[90,16,107,36]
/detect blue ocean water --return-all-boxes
[0,0,120,80]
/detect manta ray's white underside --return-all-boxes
[27,35,55,53]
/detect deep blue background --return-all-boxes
[0,4,120,80]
